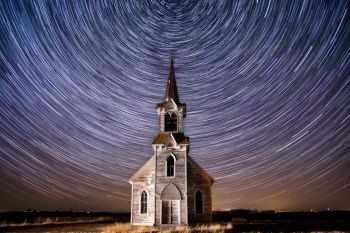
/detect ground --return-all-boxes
[1,222,233,233]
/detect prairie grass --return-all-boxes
[102,222,233,233]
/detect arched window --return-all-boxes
[165,112,177,132]
[167,156,175,177]
[141,191,147,214]
[195,190,203,214]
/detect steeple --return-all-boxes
[165,58,180,104]
[156,58,186,133]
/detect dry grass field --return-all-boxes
[0,216,114,228]
[2,211,350,232]
[2,222,349,233]
[102,223,233,233]
[1,222,234,233]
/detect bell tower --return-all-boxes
[156,58,186,134]
[152,59,190,225]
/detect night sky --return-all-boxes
[1,0,350,212]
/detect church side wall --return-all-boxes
[131,167,155,225]
[187,160,212,224]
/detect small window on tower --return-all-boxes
[165,112,177,132]
[167,155,175,177]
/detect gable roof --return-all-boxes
[188,156,215,185]
[128,154,214,185]
[152,133,189,145]
[128,156,155,183]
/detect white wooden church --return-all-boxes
[129,59,214,226]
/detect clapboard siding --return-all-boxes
[178,112,184,132]
[130,134,213,226]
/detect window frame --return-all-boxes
[140,190,148,214]
[194,189,204,214]
[166,154,176,177]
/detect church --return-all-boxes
[129,59,214,226]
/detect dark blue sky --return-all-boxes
[1,0,349,212]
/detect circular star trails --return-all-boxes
[0,0,349,212]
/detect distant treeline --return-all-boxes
[213,209,350,232]
[0,211,130,226]
[213,209,350,221]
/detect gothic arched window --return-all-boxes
[165,112,177,132]
[141,191,147,214]
[195,190,203,214]
[167,155,175,177]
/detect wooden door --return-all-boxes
[162,201,170,224]
[162,200,180,224]
[171,200,179,224]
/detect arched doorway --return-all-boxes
[161,183,181,224]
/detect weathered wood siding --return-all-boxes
[177,107,184,133]
[130,149,213,226]
[131,164,155,225]
[155,147,188,225]
[159,110,165,132]
[187,159,212,224]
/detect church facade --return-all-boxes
[129,59,214,226]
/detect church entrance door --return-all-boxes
[162,200,179,224]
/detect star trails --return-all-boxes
[0,0,349,212]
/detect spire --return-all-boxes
[165,58,180,104]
